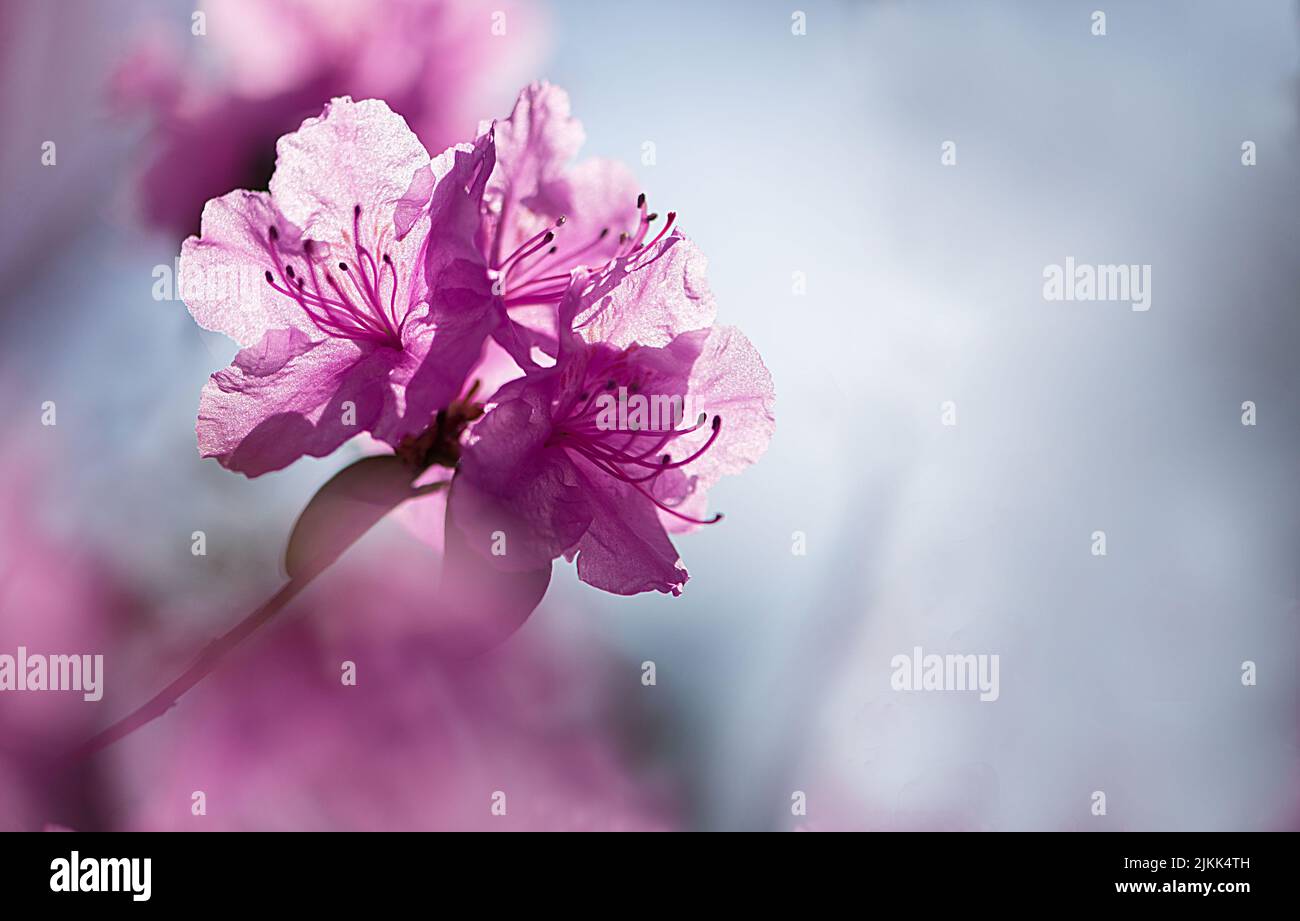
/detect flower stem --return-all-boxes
[76,576,312,759]
[74,454,456,760]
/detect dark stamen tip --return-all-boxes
[711,415,722,431]
[598,227,610,239]
[696,412,707,425]
[661,454,671,465]
[636,192,646,208]
[543,231,555,243]
[285,264,296,278]
[303,239,315,253]
[556,215,567,226]
[711,513,725,523]
[547,246,557,255]
[267,225,279,241]
[338,262,348,271]
[646,213,658,222]
[353,204,362,217]
[264,270,274,283]
[382,253,392,264]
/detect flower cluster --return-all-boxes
[180,83,774,599]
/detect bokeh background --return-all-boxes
[1,0,1297,831]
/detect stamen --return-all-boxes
[261,205,407,348]
[549,362,725,525]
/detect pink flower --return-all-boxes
[449,260,775,596]
[469,82,716,368]
[384,81,733,553]
[181,97,497,476]
[115,0,544,237]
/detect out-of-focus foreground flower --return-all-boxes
[110,538,681,831]
[0,448,134,831]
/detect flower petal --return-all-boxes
[269,96,430,243]
[573,232,717,349]
[180,190,315,346]
[450,389,593,571]
[484,81,585,212]
[567,455,689,596]
[197,328,405,476]
[381,135,501,442]
[656,325,776,533]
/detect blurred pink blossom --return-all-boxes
[112,540,680,831]
[115,0,545,237]
[0,448,134,831]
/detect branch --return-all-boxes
[76,458,448,758]
[76,578,308,758]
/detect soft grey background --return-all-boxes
[2,0,1297,830]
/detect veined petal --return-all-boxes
[573,232,717,350]
[180,190,315,346]
[483,81,585,211]
[656,325,775,533]
[567,455,689,596]
[450,391,593,570]
[197,329,406,476]
[269,96,431,243]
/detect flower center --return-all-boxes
[549,367,723,526]
[492,193,677,307]
[263,204,409,348]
